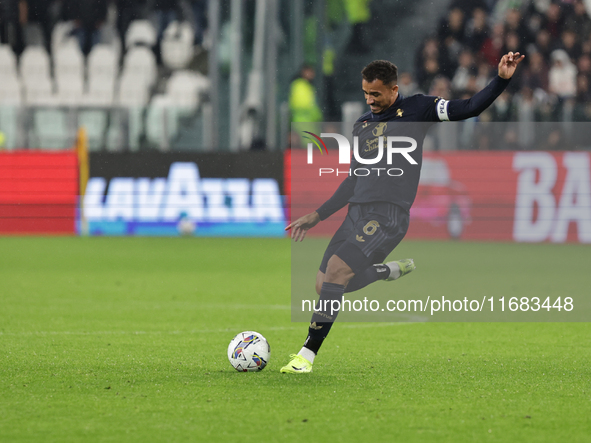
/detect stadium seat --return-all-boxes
[125,20,157,48]
[161,21,195,70]
[24,76,54,107]
[0,76,22,105]
[166,71,204,115]
[20,46,51,83]
[122,46,157,88]
[146,94,179,149]
[86,45,118,107]
[86,76,116,107]
[53,44,85,107]
[54,44,85,82]
[56,76,85,107]
[0,45,19,82]
[168,70,209,93]
[117,71,150,107]
[88,45,119,82]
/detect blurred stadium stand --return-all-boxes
[0,0,590,152]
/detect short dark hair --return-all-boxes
[362,60,398,85]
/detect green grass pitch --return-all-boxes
[1,236,590,442]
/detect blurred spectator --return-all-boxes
[502,30,521,55]
[438,7,466,59]
[576,72,591,102]
[449,0,490,16]
[438,8,466,44]
[549,49,577,99]
[344,0,372,54]
[577,53,591,76]
[289,65,323,123]
[0,0,25,54]
[574,74,591,119]
[481,23,505,67]
[189,0,207,45]
[152,0,183,42]
[504,8,532,46]
[502,31,525,93]
[464,7,489,53]
[475,61,492,90]
[62,0,108,55]
[524,5,543,40]
[397,72,422,96]
[150,0,187,64]
[534,28,555,62]
[115,0,148,49]
[20,0,56,51]
[565,0,591,40]
[560,28,582,60]
[514,86,538,147]
[542,2,564,38]
[415,36,454,91]
[522,51,549,91]
[487,91,513,121]
[429,76,452,99]
[492,0,529,24]
[581,34,591,55]
[418,57,441,93]
[451,48,476,93]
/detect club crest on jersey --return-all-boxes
[372,122,388,137]
[396,109,404,117]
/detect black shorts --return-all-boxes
[319,202,409,275]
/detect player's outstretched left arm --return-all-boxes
[437,51,525,122]
[285,211,320,242]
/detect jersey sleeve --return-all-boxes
[412,95,446,122]
[315,171,357,220]
[431,76,511,122]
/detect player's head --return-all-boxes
[361,60,399,114]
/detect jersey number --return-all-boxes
[363,220,380,236]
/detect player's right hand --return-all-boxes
[285,211,320,242]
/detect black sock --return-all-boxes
[303,282,345,354]
[344,264,389,293]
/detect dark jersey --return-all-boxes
[316,75,510,219]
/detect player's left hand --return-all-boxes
[285,211,320,242]
[498,52,525,80]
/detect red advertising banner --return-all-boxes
[0,151,78,234]
[290,150,591,243]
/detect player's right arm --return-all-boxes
[286,173,356,242]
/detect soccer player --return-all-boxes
[280,52,524,374]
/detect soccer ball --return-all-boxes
[177,216,196,235]
[227,331,270,372]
